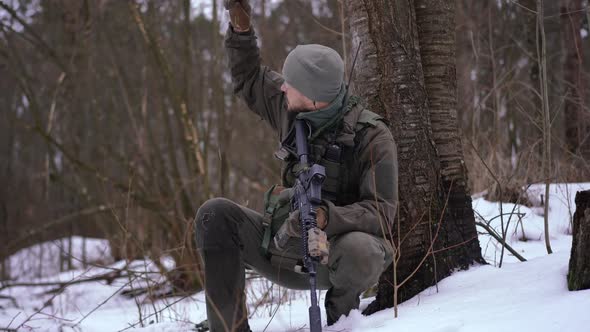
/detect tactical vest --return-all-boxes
[279,108,384,206]
[260,100,386,260]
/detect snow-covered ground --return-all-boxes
[1,183,589,331]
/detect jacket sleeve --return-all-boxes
[225,24,285,133]
[323,122,399,239]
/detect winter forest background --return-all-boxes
[1,0,590,331]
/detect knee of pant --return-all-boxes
[328,232,386,290]
[194,197,238,249]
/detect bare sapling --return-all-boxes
[537,0,553,254]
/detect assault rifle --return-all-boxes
[292,119,326,332]
[290,42,363,332]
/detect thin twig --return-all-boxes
[75,276,138,327]
[117,294,192,331]
[397,180,454,289]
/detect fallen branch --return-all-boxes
[0,294,18,308]
[475,221,527,262]
[0,270,125,291]
[3,204,125,257]
[0,327,18,332]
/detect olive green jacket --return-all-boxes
[225,25,398,239]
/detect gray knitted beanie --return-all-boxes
[282,44,344,103]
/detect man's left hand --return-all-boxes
[273,206,328,251]
[308,227,329,265]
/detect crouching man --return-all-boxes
[194,1,398,331]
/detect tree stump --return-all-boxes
[568,190,590,291]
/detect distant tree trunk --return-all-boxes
[260,0,266,52]
[211,0,229,196]
[520,0,543,175]
[561,0,590,164]
[0,199,8,280]
[346,0,484,315]
[0,108,13,280]
[568,190,590,290]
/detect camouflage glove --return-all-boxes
[308,227,329,265]
[224,0,251,32]
[273,208,330,265]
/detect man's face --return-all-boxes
[280,82,313,113]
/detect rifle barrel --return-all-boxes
[294,118,323,332]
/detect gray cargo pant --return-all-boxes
[194,198,392,332]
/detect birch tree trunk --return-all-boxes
[414,0,484,275]
[346,0,484,314]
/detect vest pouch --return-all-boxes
[261,185,305,271]
[268,238,305,273]
[271,198,291,234]
[319,158,341,202]
[261,185,293,256]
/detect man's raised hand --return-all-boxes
[224,0,251,32]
